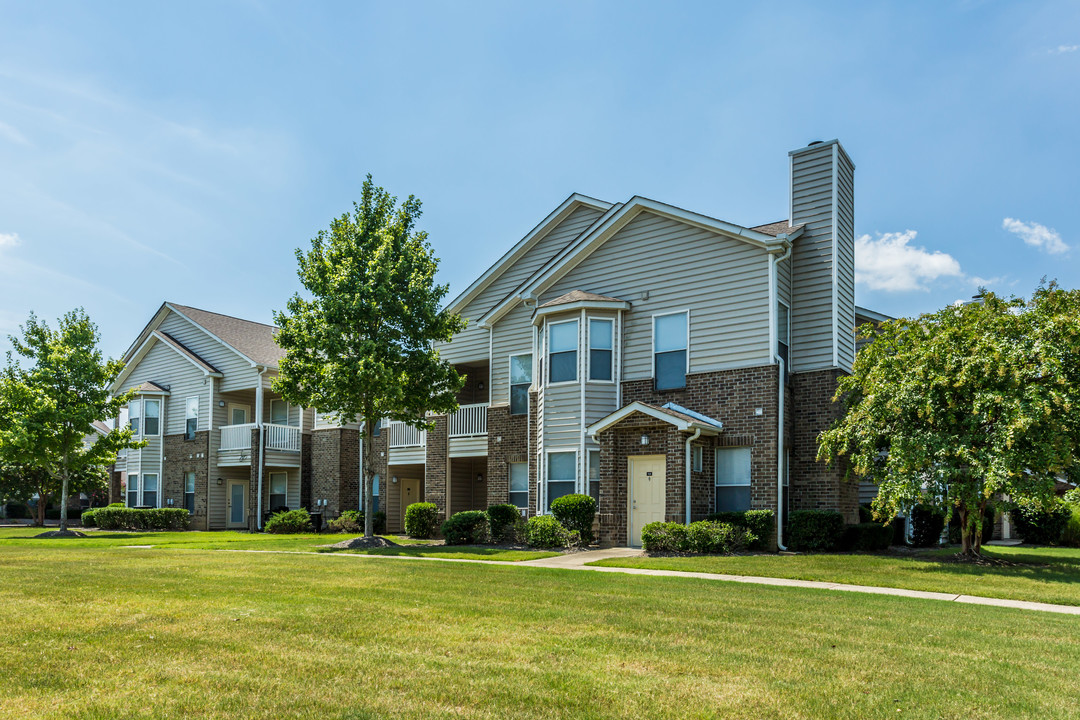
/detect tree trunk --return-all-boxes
[362,419,374,538]
[36,493,46,527]
[59,468,70,532]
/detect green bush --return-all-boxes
[81,509,97,527]
[858,505,875,523]
[108,502,125,508]
[705,509,774,549]
[264,508,313,534]
[642,521,754,554]
[840,522,893,552]
[525,515,578,548]
[357,510,387,535]
[909,505,945,547]
[550,493,596,545]
[4,502,30,519]
[93,507,191,531]
[486,504,521,544]
[786,510,845,551]
[640,521,687,553]
[326,510,361,534]
[404,502,439,538]
[441,510,490,545]
[1062,505,1080,548]
[1011,500,1072,546]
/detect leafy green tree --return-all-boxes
[818,287,1080,558]
[0,310,141,531]
[273,176,465,537]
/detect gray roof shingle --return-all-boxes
[169,303,284,368]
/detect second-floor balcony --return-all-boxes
[449,403,487,438]
[387,421,426,449]
[220,423,301,452]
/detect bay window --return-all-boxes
[546,451,576,510]
[548,320,578,384]
[588,318,613,381]
[142,474,159,508]
[143,399,160,436]
[588,449,600,502]
[127,474,139,507]
[129,399,142,435]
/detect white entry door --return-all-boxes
[628,455,666,548]
[227,481,247,529]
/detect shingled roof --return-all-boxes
[169,303,285,368]
[749,220,804,237]
[539,290,627,308]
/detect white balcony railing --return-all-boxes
[265,423,301,452]
[387,421,426,449]
[449,403,487,438]
[220,423,256,451]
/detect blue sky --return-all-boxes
[0,1,1077,359]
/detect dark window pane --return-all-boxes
[127,492,137,507]
[550,350,577,383]
[143,492,157,508]
[588,480,599,502]
[655,350,686,390]
[715,486,751,512]
[186,418,197,440]
[546,481,576,510]
[510,384,529,415]
[589,349,612,381]
[509,491,528,509]
[269,494,287,511]
[778,342,789,367]
[185,493,195,514]
[144,416,159,435]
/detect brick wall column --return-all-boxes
[486,405,529,508]
[424,416,448,523]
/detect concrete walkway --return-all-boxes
[217,546,1080,616]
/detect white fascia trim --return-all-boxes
[788,138,855,169]
[586,401,722,437]
[855,306,894,324]
[151,331,224,377]
[110,332,221,395]
[164,303,259,368]
[531,299,630,326]
[121,303,171,362]
[446,193,613,315]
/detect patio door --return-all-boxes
[628,455,666,548]
[227,481,247,529]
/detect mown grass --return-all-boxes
[588,544,1080,606]
[1,545,1078,719]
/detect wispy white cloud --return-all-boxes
[855,230,965,292]
[0,231,20,250]
[1002,217,1069,254]
[0,120,29,145]
[1049,44,1080,54]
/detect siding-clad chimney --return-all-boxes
[788,139,855,372]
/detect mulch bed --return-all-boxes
[32,530,87,539]
[324,536,400,550]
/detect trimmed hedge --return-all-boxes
[93,507,191,531]
[404,502,439,538]
[525,515,578,548]
[841,522,893,552]
[1011,501,1072,546]
[81,509,98,527]
[264,508,313,534]
[4,502,31,519]
[550,493,596,546]
[486,504,521,544]
[786,510,844,551]
[441,510,490,545]
[705,509,774,549]
[909,505,946,547]
[641,520,755,554]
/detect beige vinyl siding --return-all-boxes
[542,382,582,449]
[437,205,603,365]
[118,338,211,438]
[835,148,856,371]
[541,211,771,379]
[790,143,839,372]
[157,311,259,392]
[490,302,534,408]
[777,252,792,309]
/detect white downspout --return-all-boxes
[771,242,792,550]
[256,366,268,530]
[685,427,701,524]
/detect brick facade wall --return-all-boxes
[486,405,529,508]
[162,431,209,530]
[424,415,448,523]
[311,428,362,518]
[790,369,858,523]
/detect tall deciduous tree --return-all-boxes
[818,286,1080,558]
[273,176,465,538]
[0,310,141,531]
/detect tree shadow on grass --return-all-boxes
[906,547,1080,586]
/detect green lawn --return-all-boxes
[588,544,1080,606]
[1,545,1078,719]
[0,528,557,562]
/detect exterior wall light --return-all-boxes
[640,434,649,446]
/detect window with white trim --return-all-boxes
[777,301,790,366]
[268,472,288,511]
[127,474,139,507]
[587,449,600,502]
[548,320,578,384]
[546,451,576,510]
[654,312,688,390]
[270,399,289,425]
[184,472,196,514]
[715,447,751,512]
[143,399,160,436]
[588,318,613,381]
[129,399,142,435]
[185,397,199,440]
[142,473,159,508]
[509,462,528,509]
[692,445,703,473]
[509,354,532,416]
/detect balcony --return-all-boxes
[387,421,426,449]
[220,423,257,451]
[219,423,301,452]
[449,403,488,438]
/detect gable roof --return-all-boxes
[168,303,283,367]
[539,290,626,308]
[587,401,724,436]
[156,331,222,375]
[91,420,112,436]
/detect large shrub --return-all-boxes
[486,504,521,544]
[264,508,313,534]
[550,493,596,545]
[640,521,687,553]
[786,510,844,552]
[81,509,98,527]
[404,502,439,538]
[1011,500,1072,546]
[525,515,578,548]
[909,505,946,547]
[326,510,361,534]
[705,509,774,549]
[840,522,893,552]
[642,521,754,554]
[93,507,191,531]
[441,510,490,545]
[4,502,30,519]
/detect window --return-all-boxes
[268,472,288,511]
[185,397,199,440]
[654,312,688,390]
[129,399,142,435]
[587,450,600,502]
[143,399,160,436]
[548,320,578,384]
[509,354,532,415]
[184,472,196,514]
[692,445,703,473]
[230,405,248,425]
[372,474,380,513]
[715,447,751,512]
[588,319,613,381]
[270,399,289,425]
[143,474,159,508]
[372,419,380,437]
[509,462,529,509]
[127,474,139,507]
[546,451,576,511]
[777,301,790,366]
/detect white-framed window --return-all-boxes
[548,319,578,384]
[270,399,289,425]
[184,471,196,514]
[509,462,529,509]
[143,399,160,436]
[509,354,532,416]
[715,447,751,512]
[777,300,790,366]
[127,474,139,507]
[587,449,600,502]
[185,397,199,440]
[142,473,159,508]
[129,399,142,435]
[654,311,688,390]
[692,445,703,473]
[268,472,288,511]
[588,318,613,382]
[546,450,577,511]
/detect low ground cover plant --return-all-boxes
[525,515,579,548]
[92,507,190,531]
[264,508,313,534]
[404,502,439,538]
[550,494,596,545]
[441,510,489,545]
